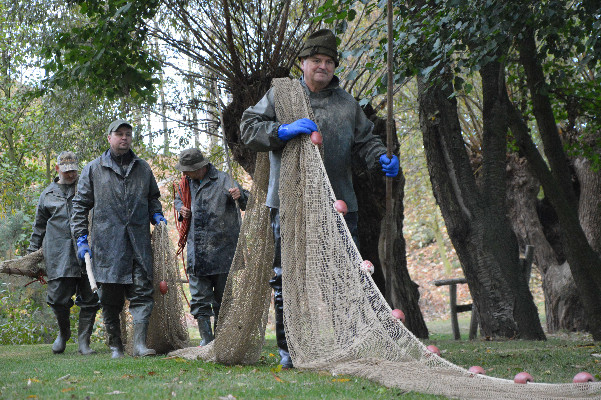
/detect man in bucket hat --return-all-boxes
[174,148,248,346]
[71,119,166,358]
[240,29,399,368]
[28,151,100,355]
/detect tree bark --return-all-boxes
[512,30,601,339]
[505,155,587,332]
[417,67,545,339]
[354,105,428,339]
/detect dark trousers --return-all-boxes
[47,276,99,314]
[189,272,228,319]
[269,207,358,351]
[98,260,154,324]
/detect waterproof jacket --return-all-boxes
[28,178,81,281]
[174,164,248,276]
[70,150,163,284]
[240,76,386,212]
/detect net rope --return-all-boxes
[170,78,601,399]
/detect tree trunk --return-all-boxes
[417,68,544,339]
[505,155,587,332]
[354,105,428,339]
[512,31,601,339]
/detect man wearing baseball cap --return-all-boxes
[241,29,399,368]
[28,151,100,355]
[71,119,166,358]
[174,148,248,346]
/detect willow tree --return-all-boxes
[42,0,428,337]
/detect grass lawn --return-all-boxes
[1,316,599,400]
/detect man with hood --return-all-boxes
[28,151,100,355]
[174,148,248,346]
[240,29,399,368]
[71,119,167,358]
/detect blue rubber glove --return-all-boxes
[77,235,92,261]
[152,212,168,225]
[277,118,318,141]
[379,154,400,177]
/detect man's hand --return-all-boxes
[152,212,168,225]
[277,118,318,141]
[228,187,241,200]
[379,154,400,177]
[77,235,92,261]
[180,206,191,219]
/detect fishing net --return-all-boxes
[143,222,190,354]
[123,222,190,355]
[169,78,601,399]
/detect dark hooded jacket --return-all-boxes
[174,163,248,276]
[70,149,163,284]
[28,178,81,280]
[240,76,386,212]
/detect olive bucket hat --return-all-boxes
[298,29,339,66]
[175,148,209,172]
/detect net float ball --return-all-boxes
[391,309,405,323]
[573,372,595,383]
[514,372,534,384]
[334,200,348,215]
[310,131,323,146]
[468,366,486,375]
[360,260,374,275]
[426,345,441,357]
[159,280,168,295]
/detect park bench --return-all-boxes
[433,245,534,340]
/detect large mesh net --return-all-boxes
[170,78,601,399]
[144,222,190,354]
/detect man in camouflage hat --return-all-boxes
[71,119,166,358]
[240,29,399,368]
[28,151,100,355]
[174,148,249,346]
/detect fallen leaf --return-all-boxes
[332,378,351,382]
[147,371,157,376]
[61,387,75,393]
[26,396,38,399]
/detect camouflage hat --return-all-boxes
[56,151,78,172]
[175,148,209,172]
[298,29,339,66]
[106,119,133,136]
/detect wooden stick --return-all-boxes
[84,252,98,293]
[384,0,395,305]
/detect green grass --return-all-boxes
[0,339,443,400]
[1,321,599,399]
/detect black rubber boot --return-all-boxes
[197,317,214,346]
[77,309,97,355]
[52,307,71,354]
[132,322,156,357]
[103,307,124,359]
[271,273,293,368]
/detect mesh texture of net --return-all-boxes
[169,78,601,399]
